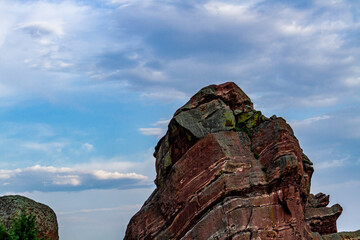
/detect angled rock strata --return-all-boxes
[0,195,59,240]
[125,82,359,240]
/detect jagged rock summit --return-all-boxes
[0,195,59,240]
[125,82,359,240]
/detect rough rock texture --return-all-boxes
[314,230,360,240]
[305,193,343,235]
[125,82,358,240]
[0,195,59,240]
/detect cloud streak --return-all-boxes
[290,115,331,127]
[0,164,151,192]
[315,157,348,170]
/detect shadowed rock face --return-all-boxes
[125,82,359,240]
[0,195,59,240]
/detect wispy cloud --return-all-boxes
[21,141,67,152]
[290,115,331,127]
[0,164,151,192]
[140,89,188,101]
[57,204,142,215]
[152,119,171,126]
[315,157,348,170]
[138,128,164,137]
[82,143,95,152]
[138,118,171,137]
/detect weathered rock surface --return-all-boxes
[125,82,358,239]
[305,193,343,235]
[313,230,360,240]
[0,195,59,240]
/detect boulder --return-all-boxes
[0,195,59,240]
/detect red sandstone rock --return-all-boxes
[305,193,343,235]
[125,82,355,240]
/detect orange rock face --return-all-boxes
[125,82,352,240]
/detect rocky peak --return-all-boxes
[126,82,359,240]
[174,82,253,115]
[154,82,261,186]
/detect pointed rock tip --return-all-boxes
[175,82,253,116]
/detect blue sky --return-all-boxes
[1,0,360,239]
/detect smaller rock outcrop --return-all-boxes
[0,195,59,240]
[314,230,360,240]
[305,193,342,235]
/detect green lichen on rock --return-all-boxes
[237,110,265,129]
[234,109,267,141]
[302,153,313,165]
[217,170,225,177]
[224,109,235,128]
[235,110,266,136]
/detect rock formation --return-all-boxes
[125,82,360,240]
[0,195,59,240]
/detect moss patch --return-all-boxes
[235,110,266,138]
[224,111,235,128]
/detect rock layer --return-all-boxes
[0,195,59,240]
[125,82,356,240]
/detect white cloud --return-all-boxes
[316,157,348,170]
[92,170,147,180]
[203,1,258,22]
[57,204,142,215]
[27,165,77,174]
[0,0,102,103]
[291,115,331,127]
[278,21,314,36]
[21,141,67,152]
[53,175,81,186]
[138,118,171,137]
[82,143,95,152]
[152,119,171,126]
[140,89,188,101]
[0,164,151,192]
[343,77,360,87]
[299,96,338,107]
[138,127,164,137]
